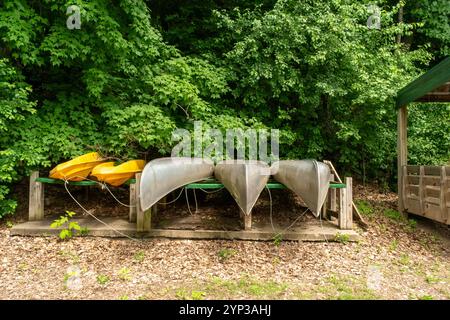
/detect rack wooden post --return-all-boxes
[243,211,252,230]
[324,160,367,228]
[397,105,408,217]
[329,174,337,212]
[29,171,44,221]
[338,177,353,230]
[322,174,335,220]
[440,167,448,223]
[135,173,152,232]
[129,183,137,222]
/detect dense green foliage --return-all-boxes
[408,103,450,165]
[0,0,448,217]
[406,0,450,58]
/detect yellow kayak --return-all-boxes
[49,152,106,181]
[90,160,145,186]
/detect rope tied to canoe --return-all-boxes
[63,179,140,241]
[67,175,136,208]
[185,188,198,215]
[157,187,185,205]
[198,187,225,194]
[101,182,135,208]
[266,186,310,240]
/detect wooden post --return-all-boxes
[322,174,335,220]
[397,105,408,216]
[339,187,346,229]
[402,165,408,211]
[338,177,353,230]
[324,160,366,227]
[29,171,44,221]
[135,173,151,232]
[345,177,353,229]
[419,166,425,215]
[329,174,337,212]
[243,212,252,230]
[129,183,137,222]
[439,166,447,222]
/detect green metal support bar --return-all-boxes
[36,177,345,189]
[35,177,98,186]
[186,181,345,189]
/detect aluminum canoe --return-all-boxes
[271,160,331,216]
[140,157,214,211]
[214,160,270,215]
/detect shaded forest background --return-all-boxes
[0,0,449,217]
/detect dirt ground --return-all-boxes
[0,182,448,300]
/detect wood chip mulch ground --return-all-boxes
[0,183,448,300]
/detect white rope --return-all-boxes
[185,188,194,215]
[63,180,140,241]
[266,186,309,239]
[199,187,225,194]
[157,187,185,205]
[193,189,198,213]
[102,182,135,208]
[267,186,275,231]
[69,175,135,208]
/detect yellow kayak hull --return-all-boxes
[91,160,145,186]
[49,152,105,181]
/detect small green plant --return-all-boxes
[425,275,439,284]
[430,234,440,244]
[218,248,236,261]
[5,220,13,228]
[419,238,429,248]
[18,262,28,271]
[134,251,145,262]
[399,253,410,266]
[175,289,186,299]
[206,276,288,299]
[58,250,81,264]
[191,290,206,300]
[407,219,417,231]
[272,257,281,265]
[389,239,398,251]
[383,209,404,221]
[119,295,129,300]
[175,289,206,300]
[273,234,283,246]
[335,233,350,244]
[50,211,89,240]
[118,267,132,281]
[418,294,433,300]
[355,200,374,216]
[97,274,109,285]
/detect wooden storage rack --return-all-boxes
[14,171,358,241]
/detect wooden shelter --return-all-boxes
[396,57,450,224]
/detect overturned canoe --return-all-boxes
[91,160,145,187]
[140,157,214,211]
[271,160,330,216]
[49,152,106,181]
[214,160,270,215]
